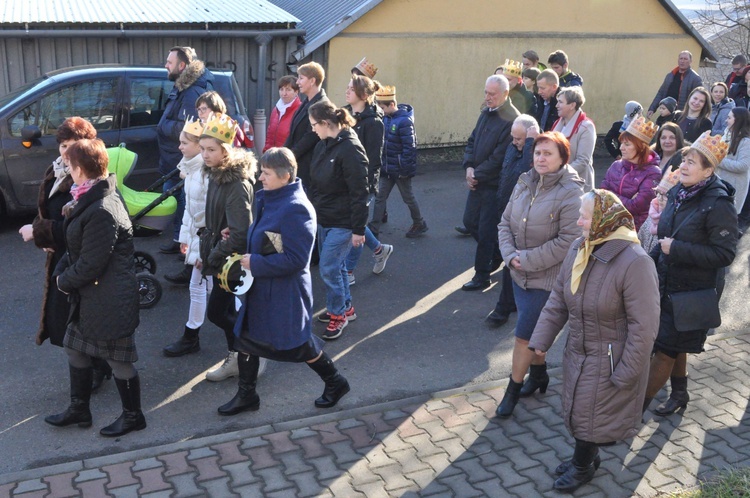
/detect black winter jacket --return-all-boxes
[535,92,559,132]
[345,103,384,193]
[309,128,369,235]
[496,137,534,214]
[284,89,329,187]
[200,152,257,276]
[651,175,738,296]
[463,99,520,188]
[54,175,139,341]
[157,60,214,175]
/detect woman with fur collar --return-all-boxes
[197,114,258,382]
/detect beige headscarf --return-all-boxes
[571,189,640,294]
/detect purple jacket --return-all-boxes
[601,151,661,230]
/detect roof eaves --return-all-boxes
[657,0,720,64]
[291,0,382,61]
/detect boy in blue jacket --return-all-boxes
[371,85,427,238]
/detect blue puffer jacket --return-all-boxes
[157,61,214,175]
[381,104,417,178]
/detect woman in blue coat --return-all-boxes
[218,147,350,416]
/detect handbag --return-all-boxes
[668,288,721,331]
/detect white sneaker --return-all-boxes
[257,357,268,378]
[347,271,356,285]
[372,244,393,274]
[206,351,239,381]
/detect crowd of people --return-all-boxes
[17,44,748,493]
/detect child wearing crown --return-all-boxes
[600,116,662,230]
[196,113,259,382]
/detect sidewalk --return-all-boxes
[2,330,749,498]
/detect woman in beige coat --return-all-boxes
[528,189,659,492]
[495,131,583,418]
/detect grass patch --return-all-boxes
[667,467,750,497]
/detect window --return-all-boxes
[127,78,171,127]
[37,79,118,136]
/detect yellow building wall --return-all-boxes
[325,0,704,146]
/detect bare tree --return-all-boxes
[692,0,749,83]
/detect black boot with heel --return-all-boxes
[495,376,523,418]
[307,352,350,408]
[45,364,93,428]
[554,439,599,492]
[100,375,147,437]
[654,376,689,415]
[218,353,261,416]
[519,363,549,397]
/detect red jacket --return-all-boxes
[264,97,301,152]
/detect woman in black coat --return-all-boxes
[46,138,144,438]
[673,87,713,144]
[18,118,112,389]
[643,131,738,416]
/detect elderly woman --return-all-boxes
[46,138,144,437]
[529,189,659,492]
[495,131,583,418]
[709,82,735,136]
[601,116,662,230]
[308,101,369,340]
[264,76,301,152]
[674,87,713,143]
[553,86,596,191]
[17,118,114,389]
[218,148,350,416]
[717,107,750,211]
[643,132,738,417]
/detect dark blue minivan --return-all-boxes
[0,65,250,219]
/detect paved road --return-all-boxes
[1,155,748,490]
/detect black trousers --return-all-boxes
[206,277,237,351]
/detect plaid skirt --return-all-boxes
[63,320,138,363]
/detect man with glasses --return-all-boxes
[727,54,748,101]
[157,46,214,254]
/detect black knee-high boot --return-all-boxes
[100,375,147,437]
[307,352,350,408]
[91,357,113,392]
[554,439,598,492]
[218,353,260,416]
[45,364,93,428]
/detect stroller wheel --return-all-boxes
[137,272,162,308]
[134,251,157,274]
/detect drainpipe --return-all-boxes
[253,34,273,158]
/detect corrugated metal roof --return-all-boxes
[268,0,381,60]
[1,0,299,24]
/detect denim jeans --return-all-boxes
[318,227,353,315]
[462,186,501,281]
[512,281,551,341]
[345,226,381,272]
[164,175,185,241]
[371,175,423,233]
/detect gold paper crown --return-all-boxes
[625,115,658,144]
[353,57,378,79]
[690,131,729,168]
[202,113,237,144]
[502,59,523,78]
[218,253,253,295]
[375,85,396,102]
[182,117,204,138]
[655,168,680,196]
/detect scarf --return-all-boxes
[70,177,102,202]
[275,97,297,122]
[49,157,69,198]
[675,179,708,209]
[571,189,640,294]
[552,110,588,140]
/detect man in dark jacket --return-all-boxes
[501,59,537,115]
[461,75,520,291]
[725,54,747,93]
[547,50,583,87]
[647,51,703,117]
[534,69,560,132]
[284,62,329,189]
[157,46,214,253]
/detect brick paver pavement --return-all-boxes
[2,330,749,497]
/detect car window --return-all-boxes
[38,79,118,136]
[127,78,171,127]
[9,103,39,137]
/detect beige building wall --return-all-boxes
[325,0,704,146]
